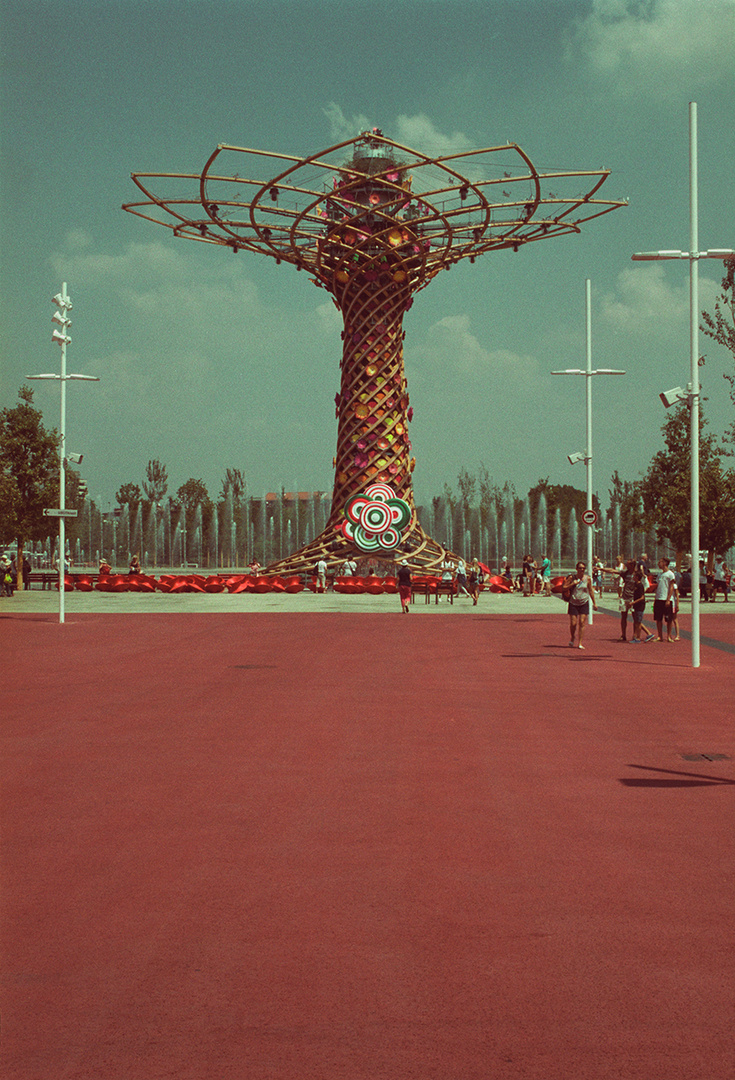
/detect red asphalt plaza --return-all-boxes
[2,607,734,1080]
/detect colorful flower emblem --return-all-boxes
[339,483,412,552]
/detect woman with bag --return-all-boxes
[564,561,598,649]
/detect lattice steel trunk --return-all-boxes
[270,250,448,576]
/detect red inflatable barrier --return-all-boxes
[95,574,128,592]
[204,577,227,592]
[229,577,253,594]
[127,574,156,592]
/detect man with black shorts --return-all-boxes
[653,557,676,641]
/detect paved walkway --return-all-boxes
[2,601,733,1080]
[4,585,735,619]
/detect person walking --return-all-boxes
[316,556,328,593]
[397,559,412,613]
[564,561,598,649]
[0,553,13,598]
[468,558,481,605]
[522,553,536,596]
[540,554,552,596]
[456,558,471,598]
[617,558,637,641]
[440,557,454,602]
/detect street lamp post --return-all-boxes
[27,283,99,624]
[552,278,625,624]
[632,102,735,669]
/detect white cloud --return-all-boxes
[394,114,473,157]
[566,0,735,94]
[419,313,537,379]
[323,104,474,158]
[600,264,722,335]
[323,103,373,142]
[600,264,688,332]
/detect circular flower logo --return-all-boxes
[339,483,411,552]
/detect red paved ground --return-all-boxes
[2,611,734,1079]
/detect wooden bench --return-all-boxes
[27,572,59,590]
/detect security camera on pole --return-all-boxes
[27,283,99,624]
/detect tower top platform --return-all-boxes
[124,128,627,294]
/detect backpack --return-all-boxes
[561,575,576,602]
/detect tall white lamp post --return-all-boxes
[27,283,99,624]
[552,278,625,623]
[632,102,735,669]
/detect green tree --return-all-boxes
[116,482,143,513]
[527,479,594,560]
[0,386,60,584]
[607,470,644,552]
[638,402,735,560]
[142,459,168,503]
[456,467,476,511]
[176,478,211,517]
[220,467,246,504]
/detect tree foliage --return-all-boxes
[220,467,246,504]
[116,482,143,512]
[607,470,644,544]
[638,402,735,556]
[176,478,211,517]
[142,459,168,503]
[0,386,60,555]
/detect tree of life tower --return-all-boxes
[123,130,626,574]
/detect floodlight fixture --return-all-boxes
[632,248,734,261]
[567,452,586,465]
[631,251,686,261]
[660,386,688,408]
[67,452,84,465]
